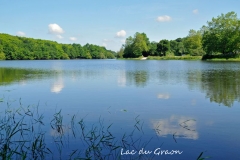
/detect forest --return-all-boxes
[0,34,115,60]
[0,11,239,60]
[117,11,240,59]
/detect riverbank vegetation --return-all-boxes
[117,11,240,61]
[0,11,239,61]
[0,98,210,159]
[0,34,115,60]
[147,56,202,60]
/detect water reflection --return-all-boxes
[152,115,198,140]
[51,77,64,93]
[117,71,126,87]
[0,67,51,85]
[157,93,170,99]
[126,71,148,87]
[188,70,240,107]
[1,61,240,107]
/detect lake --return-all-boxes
[0,60,240,159]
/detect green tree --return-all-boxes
[183,29,205,56]
[116,47,124,58]
[202,11,240,55]
[123,32,149,58]
[132,33,148,57]
[177,42,185,56]
[147,42,158,56]
[0,42,5,60]
[157,39,170,56]
[0,33,115,60]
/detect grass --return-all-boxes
[205,58,240,61]
[117,57,144,60]
[0,99,154,160]
[0,98,209,159]
[202,53,240,61]
[147,56,202,60]
[118,56,202,60]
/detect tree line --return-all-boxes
[118,11,240,59]
[0,34,115,60]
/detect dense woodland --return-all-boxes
[117,11,240,59]
[117,30,205,58]
[0,34,115,60]
[0,12,239,60]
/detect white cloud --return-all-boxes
[102,39,116,47]
[156,15,172,22]
[120,39,125,43]
[17,31,26,36]
[48,23,64,34]
[56,35,63,39]
[69,37,77,41]
[102,42,107,47]
[116,30,126,38]
[193,9,198,14]
[103,39,109,42]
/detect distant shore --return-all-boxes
[117,55,240,61]
[117,56,202,60]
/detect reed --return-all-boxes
[0,98,207,159]
[0,99,154,160]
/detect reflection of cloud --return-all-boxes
[117,71,126,87]
[152,115,198,140]
[19,80,26,85]
[157,93,170,99]
[51,78,64,93]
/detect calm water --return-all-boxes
[0,60,240,159]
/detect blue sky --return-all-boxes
[0,0,239,51]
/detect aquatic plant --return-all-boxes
[0,99,153,160]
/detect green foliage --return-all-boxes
[118,11,240,60]
[83,43,115,59]
[147,55,202,60]
[0,99,153,159]
[116,47,124,58]
[202,11,240,55]
[202,53,240,60]
[148,41,158,56]
[0,53,5,60]
[0,44,5,60]
[0,33,115,60]
[123,32,149,58]
[157,39,170,56]
[183,30,205,56]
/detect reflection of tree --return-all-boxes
[188,70,240,107]
[126,71,148,87]
[0,67,51,85]
[202,70,240,107]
